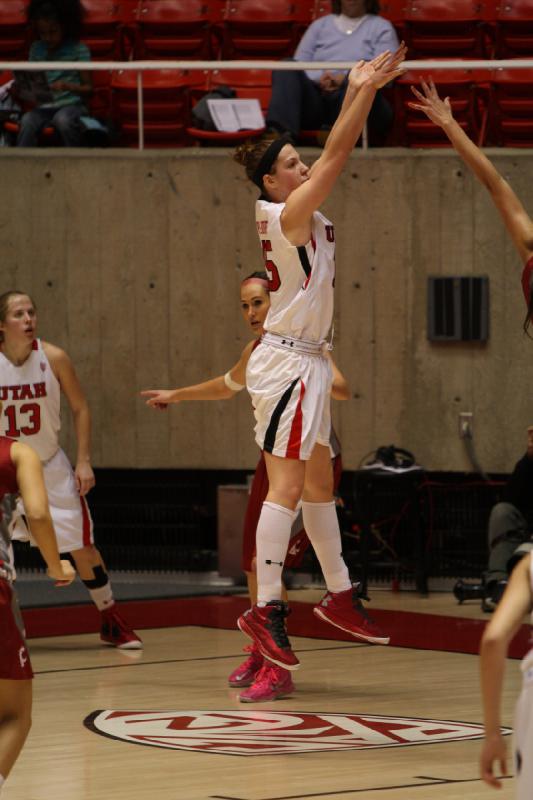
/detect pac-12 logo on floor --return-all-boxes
[84,710,510,756]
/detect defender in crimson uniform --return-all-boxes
[410,79,533,330]
[0,291,141,649]
[0,430,74,795]
[232,50,405,673]
[143,273,351,701]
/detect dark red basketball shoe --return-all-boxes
[237,601,300,670]
[313,588,390,645]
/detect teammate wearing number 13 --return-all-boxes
[0,291,141,649]
[232,47,406,669]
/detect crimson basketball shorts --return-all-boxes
[246,339,333,461]
[515,651,533,800]
[0,579,33,680]
[10,447,94,553]
[241,452,343,573]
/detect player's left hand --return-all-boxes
[75,461,95,496]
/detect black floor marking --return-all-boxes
[209,773,512,800]
[35,643,367,676]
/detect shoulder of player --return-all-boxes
[41,341,73,372]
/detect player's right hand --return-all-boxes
[140,389,176,410]
[480,733,508,789]
[48,559,76,587]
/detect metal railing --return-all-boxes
[2,58,533,150]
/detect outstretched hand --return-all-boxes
[140,389,175,410]
[408,77,454,127]
[349,42,407,91]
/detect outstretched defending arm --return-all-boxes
[409,78,533,265]
[141,340,255,409]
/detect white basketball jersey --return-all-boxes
[256,199,335,342]
[0,339,60,461]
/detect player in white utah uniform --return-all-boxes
[233,45,406,669]
[0,291,141,649]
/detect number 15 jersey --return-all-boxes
[0,339,60,462]
[256,199,335,343]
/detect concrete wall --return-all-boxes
[1,147,531,472]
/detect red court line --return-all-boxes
[23,596,530,660]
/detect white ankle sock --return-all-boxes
[89,584,114,611]
[256,501,295,605]
[301,501,351,593]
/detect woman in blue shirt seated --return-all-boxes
[16,0,92,147]
[266,0,399,146]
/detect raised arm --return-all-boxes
[410,78,533,265]
[479,554,532,788]
[282,45,406,243]
[141,340,255,409]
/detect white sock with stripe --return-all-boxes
[256,501,295,605]
[301,501,352,593]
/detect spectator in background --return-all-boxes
[483,427,533,611]
[16,0,92,147]
[266,0,399,145]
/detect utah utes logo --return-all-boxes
[84,710,508,756]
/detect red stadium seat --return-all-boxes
[221,0,313,59]
[312,0,330,18]
[111,68,206,147]
[0,0,29,60]
[494,0,533,58]
[486,68,533,147]
[80,0,127,59]
[392,69,485,147]
[187,68,271,144]
[134,0,216,59]
[402,0,487,58]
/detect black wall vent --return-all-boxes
[427,276,489,342]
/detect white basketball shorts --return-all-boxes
[10,447,94,553]
[246,338,332,461]
[515,652,533,800]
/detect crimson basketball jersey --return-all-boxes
[522,255,533,307]
[256,199,335,342]
[0,437,17,500]
[0,339,60,461]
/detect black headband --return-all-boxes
[252,133,293,190]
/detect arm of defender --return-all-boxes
[11,442,75,586]
[410,78,533,265]
[141,341,256,408]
